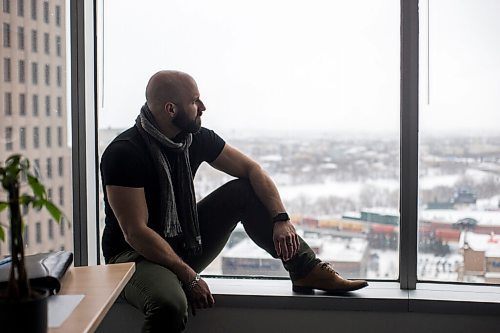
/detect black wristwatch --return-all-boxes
[272,212,290,223]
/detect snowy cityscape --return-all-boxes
[99,129,500,283]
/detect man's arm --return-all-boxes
[209,144,300,261]
[106,185,214,312]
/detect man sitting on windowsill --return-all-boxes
[100,70,368,333]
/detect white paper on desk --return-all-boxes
[48,294,85,328]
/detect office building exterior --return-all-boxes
[0,0,72,256]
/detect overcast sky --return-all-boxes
[98,0,500,135]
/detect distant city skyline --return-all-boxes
[98,0,500,135]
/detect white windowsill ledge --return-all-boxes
[203,278,500,315]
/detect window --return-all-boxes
[31,29,37,52]
[3,23,10,47]
[17,0,23,16]
[43,1,48,23]
[44,64,50,85]
[19,93,26,115]
[43,32,49,54]
[36,222,42,244]
[46,158,52,178]
[60,219,65,237]
[4,58,11,81]
[45,95,50,115]
[4,92,12,115]
[32,94,38,116]
[18,59,25,83]
[33,126,39,148]
[55,5,60,26]
[46,126,51,147]
[19,127,26,149]
[417,0,500,284]
[58,156,63,176]
[56,65,61,87]
[30,0,35,20]
[56,96,62,116]
[34,158,40,177]
[56,35,61,56]
[31,61,38,84]
[3,0,10,13]
[58,187,63,206]
[100,0,401,278]
[24,225,29,245]
[5,126,13,150]
[17,26,24,50]
[48,219,53,240]
[57,126,62,147]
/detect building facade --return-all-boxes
[0,0,72,257]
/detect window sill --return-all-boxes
[204,278,500,315]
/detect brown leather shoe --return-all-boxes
[292,262,368,293]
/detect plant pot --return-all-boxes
[0,288,49,333]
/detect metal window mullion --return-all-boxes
[71,0,88,267]
[400,0,419,290]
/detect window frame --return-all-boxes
[70,0,500,300]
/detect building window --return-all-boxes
[31,29,37,52]
[46,158,52,178]
[31,61,38,84]
[3,23,10,47]
[58,156,63,176]
[4,92,12,115]
[55,5,60,26]
[35,222,42,244]
[58,187,63,206]
[42,1,48,23]
[5,126,13,151]
[19,127,26,149]
[47,188,52,201]
[18,59,25,83]
[56,35,61,56]
[44,64,50,85]
[19,93,26,115]
[3,0,10,13]
[24,225,28,245]
[34,158,40,177]
[32,94,38,116]
[17,0,23,16]
[56,96,62,117]
[59,219,65,237]
[43,32,49,54]
[4,58,11,82]
[17,26,24,50]
[33,126,39,148]
[46,126,51,147]
[57,126,62,147]
[30,0,35,20]
[56,66,61,87]
[45,95,50,115]
[48,219,53,240]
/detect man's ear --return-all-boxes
[164,102,176,118]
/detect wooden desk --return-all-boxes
[49,262,135,333]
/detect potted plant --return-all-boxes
[0,154,63,333]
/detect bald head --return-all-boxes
[145,70,197,113]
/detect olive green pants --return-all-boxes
[108,179,319,333]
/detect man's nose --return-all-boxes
[198,100,206,111]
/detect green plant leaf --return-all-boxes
[0,225,4,241]
[44,200,63,222]
[19,195,34,206]
[27,173,46,199]
[0,201,8,212]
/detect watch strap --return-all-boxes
[272,212,290,223]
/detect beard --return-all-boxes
[172,106,202,134]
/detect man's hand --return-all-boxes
[273,221,300,262]
[185,278,215,316]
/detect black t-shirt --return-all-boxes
[100,126,225,263]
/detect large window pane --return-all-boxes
[0,0,72,257]
[418,0,500,284]
[98,0,400,279]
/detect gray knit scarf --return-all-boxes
[135,103,202,256]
